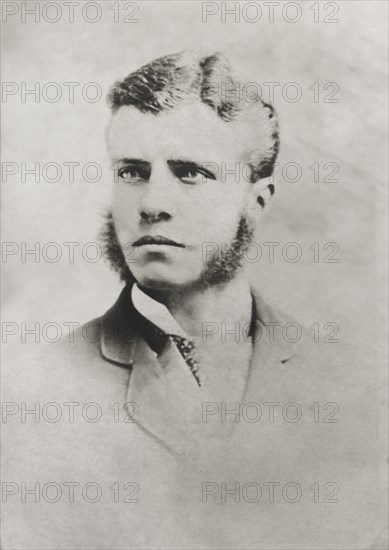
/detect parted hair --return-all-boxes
[108,50,279,181]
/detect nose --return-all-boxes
[139,161,176,225]
[140,210,171,223]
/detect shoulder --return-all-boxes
[1,315,130,405]
[250,287,385,409]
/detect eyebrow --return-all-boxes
[167,159,199,168]
[113,158,150,166]
[167,157,217,169]
[114,157,212,166]
[168,158,216,175]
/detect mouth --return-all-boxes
[133,236,185,248]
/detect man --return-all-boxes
[2,51,385,549]
[98,49,280,454]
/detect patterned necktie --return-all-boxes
[167,334,202,387]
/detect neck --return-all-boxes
[140,272,253,339]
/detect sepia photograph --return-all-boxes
[1,1,388,548]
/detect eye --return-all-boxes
[172,162,216,185]
[118,165,150,183]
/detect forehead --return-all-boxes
[106,103,250,163]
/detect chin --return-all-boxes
[133,266,199,292]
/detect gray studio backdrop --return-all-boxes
[2,0,387,350]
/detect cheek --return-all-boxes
[111,209,137,250]
[111,187,138,227]
[191,184,248,236]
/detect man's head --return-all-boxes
[103,50,279,291]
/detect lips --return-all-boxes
[132,236,185,248]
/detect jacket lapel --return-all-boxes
[242,287,296,402]
[99,286,210,461]
[100,286,140,367]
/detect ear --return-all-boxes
[247,177,276,212]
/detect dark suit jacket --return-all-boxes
[2,285,386,549]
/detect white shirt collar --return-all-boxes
[131,283,187,339]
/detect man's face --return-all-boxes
[106,102,261,291]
